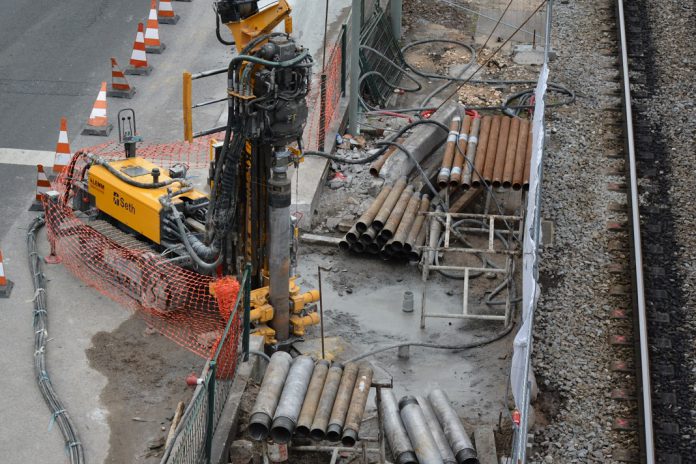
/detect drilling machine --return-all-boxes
[67,0,320,348]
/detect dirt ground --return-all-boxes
[86,315,203,463]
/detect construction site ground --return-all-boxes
[0,0,546,463]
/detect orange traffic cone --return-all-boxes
[52,117,72,176]
[0,250,13,298]
[29,164,51,211]
[145,0,166,53]
[125,22,152,75]
[82,82,113,136]
[107,57,136,99]
[158,0,180,24]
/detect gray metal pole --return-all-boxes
[390,0,402,40]
[348,0,362,135]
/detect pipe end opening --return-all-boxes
[341,428,358,447]
[248,412,272,441]
[270,416,295,443]
[456,448,479,464]
[396,451,419,464]
[326,424,342,442]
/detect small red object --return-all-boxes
[186,373,201,386]
[512,409,521,426]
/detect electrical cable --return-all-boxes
[214,5,236,46]
[86,153,185,189]
[27,216,85,464]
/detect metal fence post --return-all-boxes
[340,24,347,95]
[243,264,251,362]
[348,0,362,135]
[205,362,217,464]
[182,71,193,143]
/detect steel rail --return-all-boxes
[615,0,655,462]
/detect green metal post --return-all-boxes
[340,24,347,95]
[205,362,217,464]
[243,264,251,362]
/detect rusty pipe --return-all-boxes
[356,184,392,233]
[270,355,315,443]
[380,184,415,240]
[407,221,428,262]
[428,389,478,464]
[512,119,529,191]
[381,389,417,464]
[372,177,407,231]
[338,239,351,252]
[482,115,501,185]
[523,124,534,191]
[341,364,374,446]
[449,115,471,186]
[404,195,431,252]
[249,351,293,440]
[359,227,378,244]
[366,241,381,254]
[326,362,359,442]
[399,396,444,464]
[416,396,457,464]
[310,363,343,441]
[345,225,359,243]
[460,116,481,189]
[370,138,404,177]
[351,241,365,253]
[471,116,491,189]
[437,116,462,188]
[295,359,330,438]
[380,240,394,260]
[502,117,520,189]
[392,191,422,252]
[491,116,511,188]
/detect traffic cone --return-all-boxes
[158,0,180,24]
[107,57,136,99]
[125,23,153,75]
[52,117,72,176]
[82,82,113,136]
[0,250,13,298]
[145,0,166,53]
[29,164,51,211]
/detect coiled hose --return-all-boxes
[27,216,85,464]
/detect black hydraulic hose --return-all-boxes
[230,49,312,69]
[214,9,236,46]
[401,39,476,82]
[27,216,85,464]
[86,153,183,189]
[170,204,223,272]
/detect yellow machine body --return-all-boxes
[87,157,207,244]
[225,0,293,52]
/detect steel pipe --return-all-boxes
[416,396,457,464]
[342,364,375,446]
[338,239,351,251]
[310,363,343,441]
[327,362,360,442]
[399,396,444,464]
[404,195,431,252]
[392,192,422,251]
[428,389,478,464]
[437,117,462,188]
[491,116,511,188]
[249,351,293,440]
[366,242,381,254]
[471,116,492,188]
[380,389,417,464]
[522,122,533,191]
[270,355,315,443]
[373,177,408,230]
[356,184,392,233]
[502,117,521,189]
[381,185,415,240]
[370,140,403,177]
[460,116,481,189]
[449,115,471,186]
[482,115,502,185]
[512,119,529,191]
[345,225,359,243]
[351,241,365,253]
[296,359,330,438]
[360,227,378,245]
[407,223,427,262]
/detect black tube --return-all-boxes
[87,154,182,189]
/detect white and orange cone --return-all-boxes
[82,82,113,136]
[29,164,51,211]
[158,0,180,24]
[125,22,152,75]
[107,57,136,98]
[145,0,166,53]
[52,117,72,176]
[0,250,13,298]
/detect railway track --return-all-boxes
[613,0,689,462]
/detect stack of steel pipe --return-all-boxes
[249,354,375,446]
[379,389,479,464]
[434,114,532,191]
[339,177,431,261]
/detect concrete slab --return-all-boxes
[512,44,557,65]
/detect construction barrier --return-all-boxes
[42,135,246,365]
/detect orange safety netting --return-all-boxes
[43,136,241,377]
[304,40,344,151]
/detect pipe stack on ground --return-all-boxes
[428,389,479,464]
[339,178,431,262]
[250,358,376,447]
[381,389,418,464]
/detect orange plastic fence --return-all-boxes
[304,41,344,150]
[43,136,240,377]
